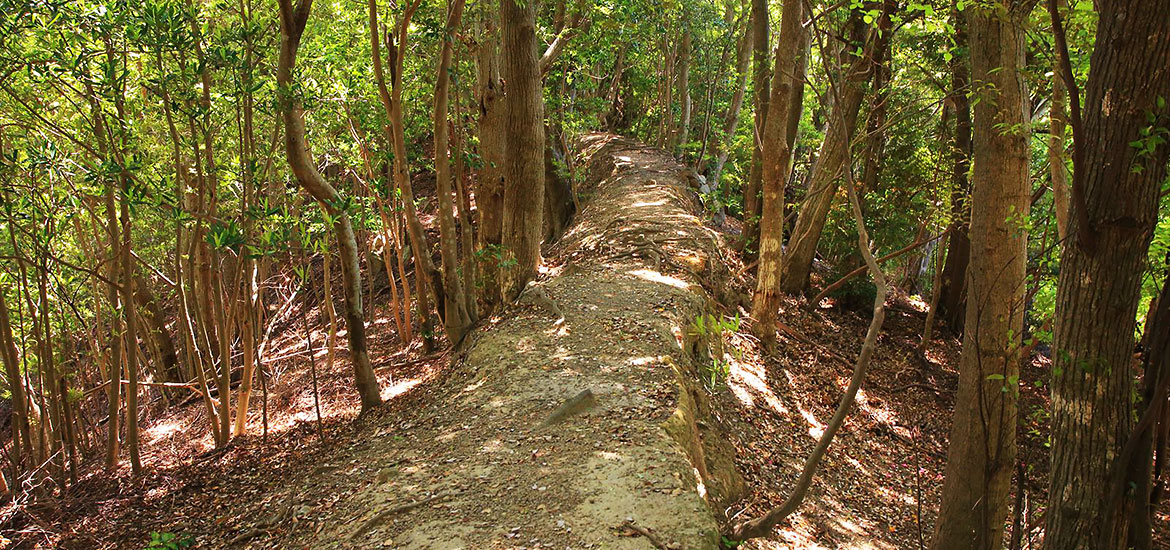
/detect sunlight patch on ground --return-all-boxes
[145,420,187,445]
[799,402,826,439]
[628,268,690,289]
[380,377,421,400]
[728,360,789,415]
[631,199,667,208]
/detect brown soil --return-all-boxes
[5,134,1167,550]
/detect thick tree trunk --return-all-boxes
[937,4,972,332]
[778,3,895,295]
[476,14,506,310]
[1043,1,1170,547]
[749,0,803,351]
[278,0,382,413]
[499,0,546,300]
[930,3,1031,547]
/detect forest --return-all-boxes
[0,0,1168,547]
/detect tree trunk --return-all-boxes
[778,3,895,295]
[132,275,180,382]
[709,17,754,191]
[1126,252,1170,550]
[741,0,769,260]
[0,282,30,477]
[749,0,803,351]
[433,0,473,344]
[278,0,382,413]
[499,0,546,300]
[1044,1,1170,547]
[670,26,692,152]
[476,13,506,311]
[370,0,440,350]
[1048,72,1071,242]
[937,3,972,332]
[930,3,1031,547]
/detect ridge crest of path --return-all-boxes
[313,133,746,550]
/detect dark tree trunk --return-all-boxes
[937,3,971,332]
[1044,1,1170,547]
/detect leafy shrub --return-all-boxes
[144,532,194,549]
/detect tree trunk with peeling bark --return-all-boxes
[749,0,803,351]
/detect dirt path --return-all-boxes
[201,134,744,550]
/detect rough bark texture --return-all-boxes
[278,0,382,413]
[930,4,1031,548]
[749,0,803,351]
[1044,1,1170,547]
[778,3,895,295]
[499,0,545,300]
[476,14,505,310]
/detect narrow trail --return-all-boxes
[227,133,745,550]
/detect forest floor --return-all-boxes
[4,134,1168,549]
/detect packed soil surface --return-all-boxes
[5,134,1167,550]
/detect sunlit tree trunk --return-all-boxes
[749,0,803,351]
[499,0,546,300]
[931,3,1031,547]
